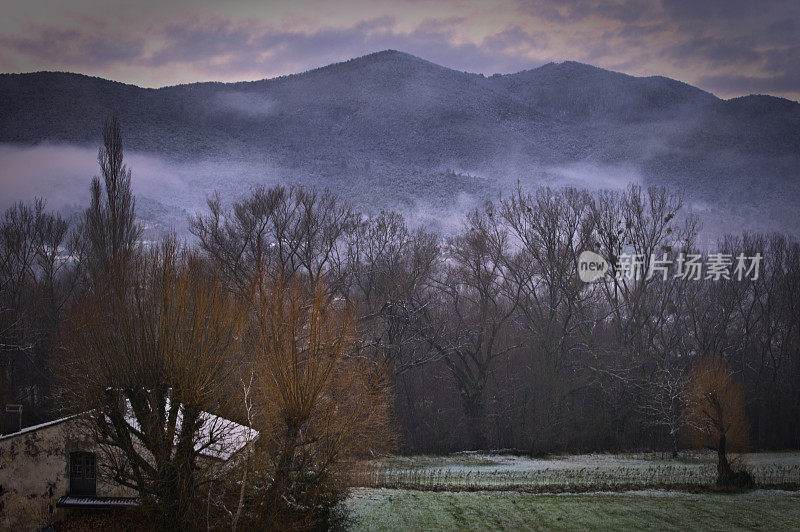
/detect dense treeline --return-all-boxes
[2,133,799,462]
[332,185,799,454]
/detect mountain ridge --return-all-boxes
[0,50,798,238]
[4,50,797,105]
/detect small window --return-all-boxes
[69,452,96,496]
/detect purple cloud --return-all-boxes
[0,27,145,68]
[0,0,797,100]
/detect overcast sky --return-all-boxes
[1,0,797,100]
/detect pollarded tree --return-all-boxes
[61,239,247,530]
[239,275,394,529]
[683,355,751,486]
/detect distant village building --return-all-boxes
[0,404,255,528]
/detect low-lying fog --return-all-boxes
[0,142,782,245]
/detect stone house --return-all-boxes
[0,404,255,529]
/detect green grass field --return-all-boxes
[345,489,800,531]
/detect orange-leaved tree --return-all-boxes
[683,355,750,486]
[61,239,247,530]
[228,274,394,529]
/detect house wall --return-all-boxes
[0,409,253,530]
[0,417,134,530]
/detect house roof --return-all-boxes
[0,404,256,461]
[116,398,257,461]
[0,414,78,442]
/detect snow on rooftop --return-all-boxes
[0,414,78,441]
[2,398,257,461]
[114,396,257,461]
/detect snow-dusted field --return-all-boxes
[354,452,800,491]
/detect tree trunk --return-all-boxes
[671,429,679,458]
[463,394,487,451]
[716,434,732,485]
[264,422,300,527]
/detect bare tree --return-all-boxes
[0,200,79,421]
[345,211,441,375]
[419,205,521,449]
[592,186,693,345]
[502,186,596,367]
[190,185,355,295]
[638,362,686,457]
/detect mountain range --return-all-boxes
[1,50,798,238]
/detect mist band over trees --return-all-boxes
[1,119,799,527]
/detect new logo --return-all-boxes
[577,250,609,283]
